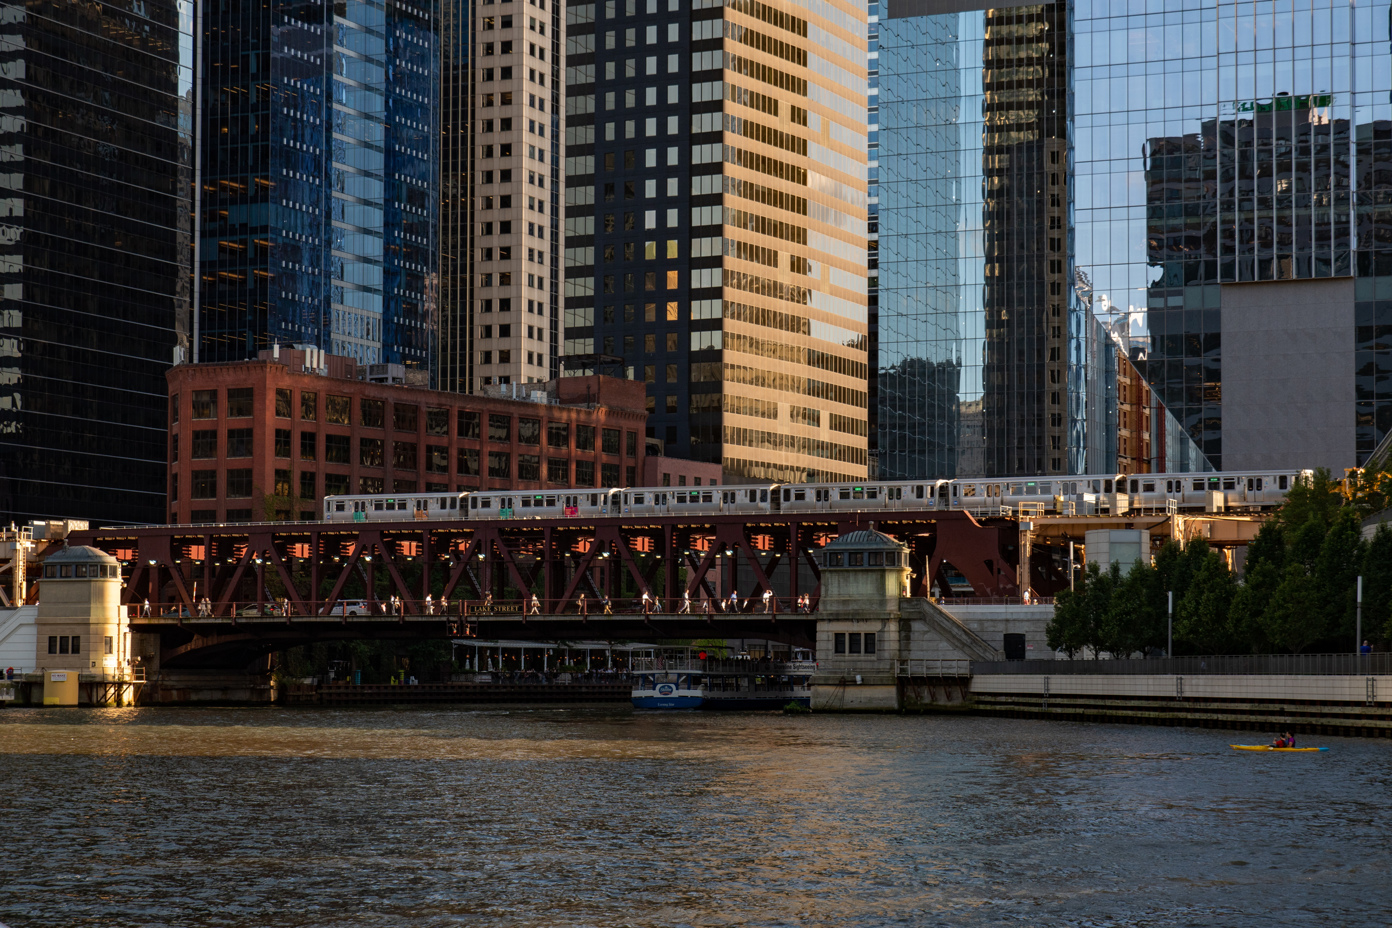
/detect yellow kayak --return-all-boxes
[1230,745,1328,752]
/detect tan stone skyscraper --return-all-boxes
[441,0,566,392]
[564,0,869,482]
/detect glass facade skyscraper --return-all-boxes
[198,0,439,374]
[878,0,1392,477]
[0,0,196,525]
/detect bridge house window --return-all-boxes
[848,633,861,654]
[833,633,845,654]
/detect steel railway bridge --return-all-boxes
[67,508,1042,668]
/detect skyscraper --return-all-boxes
[877,0,1392,478]
[563,0,871,482]
[198,0,439,374]
[0,0,196,525]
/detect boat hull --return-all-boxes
[1230,745,1328,752]
[632,694,704,709]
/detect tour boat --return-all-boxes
[630,669,704,709]
[630,649,815,710]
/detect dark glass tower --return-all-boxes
[198,0,439,374]
[0,0,196,525]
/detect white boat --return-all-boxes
[630,668,704,709]
[630,649,815,710]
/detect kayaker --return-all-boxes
[1284,731,1295,748]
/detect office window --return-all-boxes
[426,445,449,474]
[191,470,217,499]
[359,437,385,467]
[393,442,419,470]
[192,430,217,459]
[359,477,385,493]
[275,428,291,458]
[459,410,481,439]
[458,448,481,476]
[518,453,541,481]
[848,633,862,654]
[226,469,253,498]
[275,389,292,418]
[489,414,512,442]
[274,469,292,497]
[325,434,351,465]
[359,398,384,428]
[301,391,317,420]
[300,471,316,500]
[547,458,569,483]
[319,395,346,425]
[626,431,637,456]
[518,417,541,444]
[488,451,511,478]
[426,407,449,436]
[227,388,253,418]
[192,390,217,419]
[575,460,595,486]
[601,463,620,486]
[226,428,253,458]
[577,425,595,451]
[325,474,349,496]
[548,422,570,448]
[171,393,179,424]
[394,404,419,432]
[300,432,317,461]
[601,428,620,454]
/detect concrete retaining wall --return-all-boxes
[972,673,1391,703]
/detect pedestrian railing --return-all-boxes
[896,659,973,676]
[971,652,1392,676]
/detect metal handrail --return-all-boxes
[972,652,1392,676]
[896,659,973,676]
[126,596,818,620]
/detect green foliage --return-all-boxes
[1049,468,1392,656]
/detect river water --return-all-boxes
[1,707,1388,927]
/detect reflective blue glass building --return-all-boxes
[198,0,439,374]
[877,0,1392,477]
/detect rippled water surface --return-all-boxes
[1,707,1389,927]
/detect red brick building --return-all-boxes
[166,348,653,524]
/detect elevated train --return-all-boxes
[322,468,1311,524]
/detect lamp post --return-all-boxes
[1167,590,1173,660]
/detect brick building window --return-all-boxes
[359,476,385,493]
[394,479,418,492]
[626,431,637,456]
[488,451,511,478]
[171,393,179,424]
[325,435,350,464]
[393,441,418,470]
[226,509,253,523]
[577,425,595,451]
[321,394,347,425]
[275,388,292,418]
[489,414,511,442]
[394,403,419,431]
[626,466,636,485]
[426,445,449,474]
[275,428,291,458]
[300,471,316,500]
[191,510,216,523]
[518,417,541,444]
[192,430,217,458]
[458,410,481,439]
[192,390,217,419]
[170,474,178,502]
[301,391,318,420]
[191,470,217,499]
[325,474,349,496]
[601,428,620,454]
[575,460,595,486]
[274,469,292,497]
[548,422,569,448]
[359,437,384,467]
[601,463,620,486]
[300,432,317,461]
[426,407,449,436]
[227,428,253,458]
[518,454,541,481]
[226,469,253,498]
[359,398,383,428]
[458,448,480,476]
[227,388,254,418]
[547,458,569,483]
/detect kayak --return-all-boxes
[1230,745,1328,752]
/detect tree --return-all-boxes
[1364,524,1392,642]
[1279,467,1342,531]
[1103,559,1158,658]
[1174,548,1238,654]
[1047,562,1115,658]
[1260,564,1325,653]
[1311,509,1364,650]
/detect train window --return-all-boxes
[373,501,384,511]
[1278,475,1288,490]
[1223,478,1236,490]
[1129,480,1138,493]
[794,489,806,501]
[916,485,924,499]
[1256,478,1263,490]
[1142,482,1154,493]
[1192,480,1203,491]
[1009,484,1021,495]
[760,489,768,502]
[839,489,851,500]
[1103,480,1113,493]
[634,493,645,505]
[335,502,345,512]
[962,485,976,497]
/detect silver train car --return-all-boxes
[321,469,1312,523]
